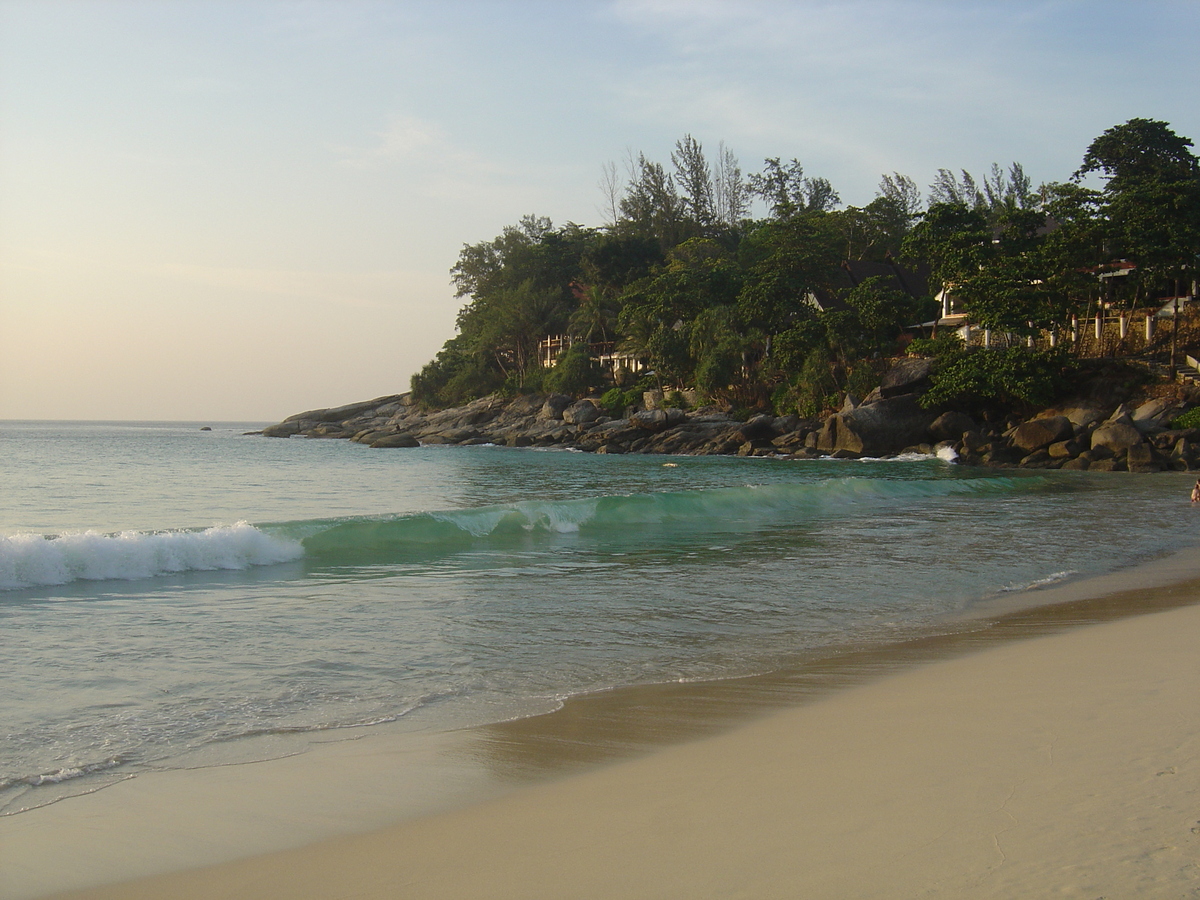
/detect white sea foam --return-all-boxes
[999,570,1078,593]
[0,523,303,590]
[936,444,960,463]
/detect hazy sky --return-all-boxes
[2,0,1197,421]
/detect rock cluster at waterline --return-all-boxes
[258,366,1199,472]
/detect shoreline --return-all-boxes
[7,545,1200,899]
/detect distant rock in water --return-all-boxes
[200,426,212,431]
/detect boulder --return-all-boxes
[630,409,669,432]
[1059,405,1109,430]
[1019,449,1056,469]
[879,357,934,398]
[282,395,406,426]
[262,421,302,438]
[563,400,601,425]
[537,394,573,421]
[1010,416,1074,453]
[656,408,684,428]
[832,396,938,457]
[1091,419,1145,455]
[307,424,354,438]
[1048,439,1083,460]
[815,415,838,453]
[929,410,978,443]
[738,414,777,441]
[961,430,990,454]
[1125,442,1163,473]
[370,433,419,449]
[771,432,807,452]
[772,414,800,434]
[1131,398,1183,434]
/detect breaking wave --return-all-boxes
[0,523,303,591]
[2,474,1052,590]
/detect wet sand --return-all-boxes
[11,554,1200,899]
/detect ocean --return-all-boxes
[3,419,1198,820]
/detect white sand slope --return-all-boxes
[37,600,1200,900]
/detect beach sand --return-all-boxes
[12,572,1200,899]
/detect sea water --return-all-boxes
[2,420,1197,817]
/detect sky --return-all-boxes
[1,0,1197,422]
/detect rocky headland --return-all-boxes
[258,358,1200,473]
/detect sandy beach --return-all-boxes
[9,566,1200,899]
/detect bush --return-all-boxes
[906,332,966,359]
[1170,407,1200,429]
[545,342,602,396]
[791,348,839,419]
[599,386,642,417]
[920,347,1072,413]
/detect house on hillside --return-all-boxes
[536,334,647,378]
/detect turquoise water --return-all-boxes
[2,420,1197,816]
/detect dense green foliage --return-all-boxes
[1170,407,1200,430]
[412,121,1200,418]
[917,346,1072,413]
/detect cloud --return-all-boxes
[338,114,449,167]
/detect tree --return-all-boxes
[879,172,924,220]
[1076,119,1200,300]
[672,134,716,232]
[616,238,743,385]
[929,168,983,209]
[736,213,842,335]
[424,217,600,403]
[1037,180,1106,313]
[1077,118,1199,189]
[597,159,623,227]
[832,173,923,261]
[749,158,841,219]
[618,153,687,251]
[843,275,923,354]
[714,141,750,227]
[902,202,993,295]
[929,163,1035,221]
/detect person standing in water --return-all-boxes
[1192,479,1200,503]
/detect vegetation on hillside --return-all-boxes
[411,120,1200,418]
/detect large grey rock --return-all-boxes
[1091,419,1145,455]
[664,407,689,428]
[630,409,669,432]
[816,415,838,453]
[283,395,406,425]
[1011,415,1074,453]
[1060,405,1109,430]
[1125,442,1162,472]
[832,396,938,457]
[261,421,302,438]
[738,414,777,441]
[537,394,573,421]
[563,400,601,425]
[370,433,420,448]
[499,394,546,420]
[772,414,800,434]
[929,411,978,443]
[1131,398,1183,434]
[879,357,934,398]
